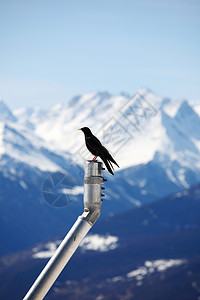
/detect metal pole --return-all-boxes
[23,161,105,300]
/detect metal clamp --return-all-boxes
[81,161,105,225]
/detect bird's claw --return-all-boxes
[88,156,98,162]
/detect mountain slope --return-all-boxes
[0,183,199,300]
[0,101,84,254]
[14,89,200,183]
[1,89,200,255]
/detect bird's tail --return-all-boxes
[101,146,120,168]
[102,158,114,175]
[107,154,120,168]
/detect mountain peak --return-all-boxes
[176,100,194,115]
[175,100,200,123]
[0,98,16,122]
[174,100,200,141]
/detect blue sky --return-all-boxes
[0,0,200,109]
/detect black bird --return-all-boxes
[78,127,119,175]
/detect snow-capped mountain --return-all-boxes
[1,89,200,254]
[0,100,85,253]
[0,103,74,174]
[13,88,200,189]
[13,89,200,164]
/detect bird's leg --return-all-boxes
[88,156,98,162]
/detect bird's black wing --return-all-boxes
[85,134,103,156]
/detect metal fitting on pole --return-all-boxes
[81,161,105,225]
[23,161,105,300]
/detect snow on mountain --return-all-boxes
[0,122,64,174]
[1,89,200,254]
[0,109,84,253]
[14,91,129,154]
[0,120,74,185]
[0,99,80,178]
[126,258,186,279]
[174,100,200,141]
[13,89,200,188]
[12,89,160,164]
[32,233,119,259]
[13,106,46,130]
[3,88,200,195]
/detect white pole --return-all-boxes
[23,161,105,300]
[23,218,91,300]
